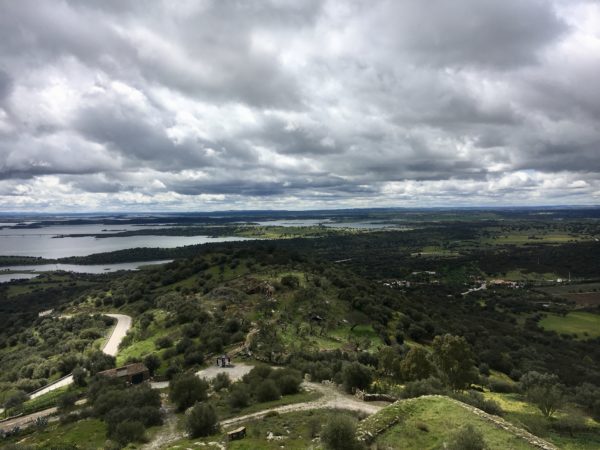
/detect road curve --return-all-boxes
[102,314,132,357]
[28,313,132,400]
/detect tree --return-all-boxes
[521,371,564,418]
[186,402,219,438]
[72,366,87,387]
[378,346,401,379]
[112,420,146,445]
[228,385,250,409]
[212,372,231,392]
[255,379,280,402]
[431,334,478,390]
[400,347,434,381]
[3,390,28,410]
[143,354,161,376]
[85,350,116,375]
[447,424,488,450]
[320,415,362,450]
[342,362,373,393]
[57,391,78,411]
[169,373,209,411]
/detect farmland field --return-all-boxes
[539,312,600,339]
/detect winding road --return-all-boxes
[14,313,132,403]
[1,313,132,432]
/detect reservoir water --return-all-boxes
[0,225,253,259]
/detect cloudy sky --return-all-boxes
[0,0,599,211]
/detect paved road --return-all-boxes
[0,400,86,433]
[102,313,132,357]
[28,313,132,399]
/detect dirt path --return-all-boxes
[142,396,179,450]
[141,381,384,449]
[221,381,383,428]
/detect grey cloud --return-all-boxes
[0,0,598,210]
[365,0,567,68]
[0,69,12,104]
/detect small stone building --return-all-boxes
[227,426,246,441]
[98,362,150,384]
[216,354,231,367]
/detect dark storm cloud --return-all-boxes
[0,0,598,210]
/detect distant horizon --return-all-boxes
[1,204,600,217]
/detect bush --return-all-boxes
[452,391,503,416]
[281,275,300,288]
[155,336,174,349]
[186,402,219,438]
[551,410,588,436]
[255,379,280,402]
[170,373,209,411]
[212,372,231,392]
[271,368,302,395]
[320,415,362,450]
[489,379,516,393]
[342,362,373,393]
[3,390,28,410]
[401,377,446,398]
[112,420,146,445]
[57,391,78,411]
[277,374,302,395]
[72,366,87,387]
[228,385,250,409]
[143,354,161,376]
[447,424,488,450]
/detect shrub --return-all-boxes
[489,379,516,393]
[255,379,280,402]
[551,410,588,436]
[170,373,209,411]
[57,391,78,411]
[186,403,219,438]
[212,372,231,392]
[447,424,488,450]
[143,354,161,376]
[277,374,302,395]
[401,377,446,399]
[155,336,173,349]
[112,420,146,445]
[72,366,87,387]
[320,415,362,450]
[281,275,300,288]
[3,390,28,410]
[271,368,303,395]
[452,391,503,416]
[228,385,250,409]
[342,362,373,393]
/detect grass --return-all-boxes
[330,324,384,351]
[484,392,600,450]
[366,396,538,450]
[19,386,84,416]
[6,418,107,449]
[213,389,322,420]
[538,312,600,339]
[166,409,360,450]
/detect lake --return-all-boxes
[0,224,254,258]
